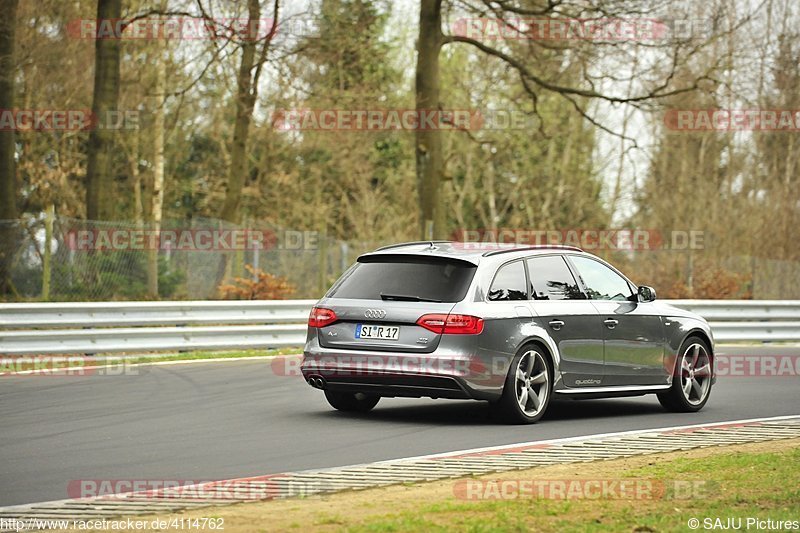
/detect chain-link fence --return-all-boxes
[0,214,385,301]
[599,250,800,300]
[1,215,798,301]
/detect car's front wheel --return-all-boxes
[658,336,713,412]
[492,345,553,424]
[324,390,380,412]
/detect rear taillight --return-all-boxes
[416,313,484,335]
[416,314,447,333]
[308,306,337,328]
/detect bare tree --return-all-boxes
[413,0,741,238]
[146,45,166,297]
[85,0,122,220]
[415,0,445,239]
[0,0,19,295]
[219,0,280,224]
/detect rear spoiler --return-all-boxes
[356,252,479,267]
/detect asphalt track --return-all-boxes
[1,345,798,506]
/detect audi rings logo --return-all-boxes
[364,309,387,319]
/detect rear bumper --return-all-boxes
[301,336,508,401]
[316,372,472,400]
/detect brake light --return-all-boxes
[308,306,337,328]
[444,314,485,334]
[416,314,447,333]
[416,313,484,335]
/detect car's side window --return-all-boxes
[488,261,528,301]
[526,256,584,300]
[569,256,634,301]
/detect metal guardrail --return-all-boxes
[0,300,318,328]
[667,300,800,342]
[0,299,798,355]
[0,300,316,355]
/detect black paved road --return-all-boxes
[1,346,798,506]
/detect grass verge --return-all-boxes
[81,438,800,532]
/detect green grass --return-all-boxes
[348,447,800,532]
[117,347,301,364]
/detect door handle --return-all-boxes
[604,318,619,329]
[548,319,565,331]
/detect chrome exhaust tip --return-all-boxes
[307,375,326,389]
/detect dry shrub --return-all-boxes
[218,265,296,300]
[621,256,751,299]
[663,266,752,299]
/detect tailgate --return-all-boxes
[316,298,456,353]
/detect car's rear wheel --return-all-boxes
[658,336,713,412]
[492,345,553,424]
[324,390,380,412]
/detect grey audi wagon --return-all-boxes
[301,242,715,423]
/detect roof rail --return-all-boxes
[482,244,583,257]
[374,240,453,251]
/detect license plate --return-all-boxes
[355,324,400,340]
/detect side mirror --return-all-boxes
[638,285,657,303]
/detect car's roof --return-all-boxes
[358,241,585,265]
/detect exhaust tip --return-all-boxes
[307,375,326,389]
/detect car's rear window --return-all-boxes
[328,256,477,302]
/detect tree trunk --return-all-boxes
[147,52,166,298]
[85,0,121,221]
[131,128,143,226]
[415,0,445,239]
[216,0,278,290]
[0,0,19,296]
[219,0,260,224]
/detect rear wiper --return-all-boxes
[380,293,442,303]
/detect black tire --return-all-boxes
[658,336,713,412]
[324,390,380,412]
[491,344,553,424]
